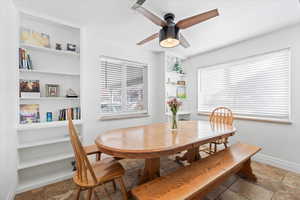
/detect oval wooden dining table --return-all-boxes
[95,120,236,183]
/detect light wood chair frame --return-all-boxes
[67,109,128,200]
[207,107,234,154]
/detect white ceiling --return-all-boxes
[13,0,300,58]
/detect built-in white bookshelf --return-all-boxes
[16,12,81,193]
[164,52,191,120]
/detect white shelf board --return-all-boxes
[19,69,80,76]
[20,97,80,100]
[18,153,74,170]
[17,171,73,194]
[20,43,80,57]
[17,120,82,131]
[18,137,70,149]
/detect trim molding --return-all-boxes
[253,153,300,173]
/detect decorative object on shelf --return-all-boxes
[55,43,62,50]
[67,43,76,52]
[46,112,53,122]
[172,58,182,73]
[20,79,40,98]
[19,48,33,70]
[20,27,51,48]
[20,104,40,124]
[177,80,185,86]
[167,98,182,130]
[66,88,79,98]
[177,85,186,99]
[45,84,60,97]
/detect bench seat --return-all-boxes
[132,143,261,200]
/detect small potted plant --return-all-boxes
[167,98,182,130]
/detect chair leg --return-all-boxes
[96,152,101,161]
[116,177,128,200]
[209,143,212,154]
[224,142,228,148]
[112,180,117,192]
[214,143,217,153]
[87,188,93,200]
[76,188,82,200]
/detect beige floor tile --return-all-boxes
[205,185,228,200]
[282,171,300,189]
[229,178,273,200]
[271,185,300,200]
[251,161,288,182]
[217,190,249,200]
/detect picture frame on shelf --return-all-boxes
[20,27,51,48]
[45,84,60,97]
[20,79,40,98]
[20,104,40,124]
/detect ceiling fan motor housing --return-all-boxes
[159,13,180,47]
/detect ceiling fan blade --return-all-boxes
[133,6,167,27]
[179,33,190,48]
[137,33,159,45]
[176,9,219,29]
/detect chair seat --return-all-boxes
[73,157,125,187]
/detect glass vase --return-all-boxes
[169,112,178,130]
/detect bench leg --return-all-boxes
[238,159,257,182]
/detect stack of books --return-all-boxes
[19,48,33,70]
[58,107,81,121]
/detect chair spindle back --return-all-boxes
[67,109,97,185]
[209,107,234,125]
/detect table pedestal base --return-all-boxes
[176,146,201,164]
[139,158,160,184]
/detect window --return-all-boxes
[99,56,148,119]
[198,49,291,121]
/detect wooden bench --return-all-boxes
[132,143,261,200]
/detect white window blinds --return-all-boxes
[198,49,291,120]
[99,56,148,115]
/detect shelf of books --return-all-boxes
[16,12,81,193]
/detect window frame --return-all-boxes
[196,48,292,124]
[98,55,149,120]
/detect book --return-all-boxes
[20,79,40,98]
[20,104,40,124]
[19,48,33,70]
[58,107,81,121]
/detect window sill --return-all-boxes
[99,113,150,121]
[197,112,292,124]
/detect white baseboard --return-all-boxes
[253,153,300,174]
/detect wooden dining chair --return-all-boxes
[67,109,128,200]
[207,107,234,154]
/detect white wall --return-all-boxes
[0,0,18,199]
[184,24,300,173]
[81,25,165,144]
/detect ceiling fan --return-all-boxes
[132,0,219,48]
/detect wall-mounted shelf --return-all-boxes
[20,43,80,57]
[17,120,82,131]
[19,69,80,76]
[20,97,80,100]
[18,153,74,170]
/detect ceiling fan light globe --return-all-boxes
[160,38,180,48]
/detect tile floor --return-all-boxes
[15,155,300,200]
